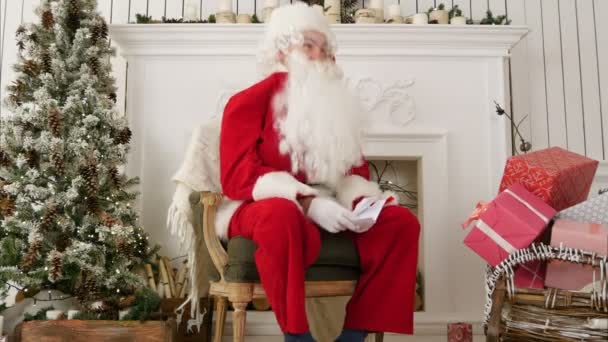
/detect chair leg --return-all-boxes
[374,332,384,342]
[213,296,227,342]
[232,301,248,342]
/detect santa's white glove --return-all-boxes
[307,197,358,233]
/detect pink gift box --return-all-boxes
[514,260,546,289]
[448,323,472,342]
[464,183,557,266]
[544,219,608,291]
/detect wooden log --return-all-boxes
[174,260,188,297]
[144,264,156,289]
[158,258,172,299]
[163,257,177,298]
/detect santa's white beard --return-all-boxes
[273,52,366,188]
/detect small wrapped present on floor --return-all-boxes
[463,183,557,267]
[557,192,608,225]
[448,322,472,342]
[544,219,608,291]
[499,147,598,211]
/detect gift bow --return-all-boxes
[461,189,552,255]
[461,201,490,229]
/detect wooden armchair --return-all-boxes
[197,191,384,342]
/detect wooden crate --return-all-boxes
[13,319,176,342]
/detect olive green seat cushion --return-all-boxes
[191,192,361,283]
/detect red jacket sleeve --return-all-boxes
[219,74,279,200]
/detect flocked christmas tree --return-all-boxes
[0,0,156,309]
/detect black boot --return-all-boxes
[285,331,316,342]
[334,329,368,342]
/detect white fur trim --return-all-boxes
[257,2,337,77]
[252,171,317,202]
[214,199,244,240]
[335,175,382,209]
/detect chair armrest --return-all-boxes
[200,191,229,282]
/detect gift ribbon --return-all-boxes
[462,188,551,254]
[504,188,550,223]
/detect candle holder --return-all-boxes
[406,13,428,24]
[428,4,449,24]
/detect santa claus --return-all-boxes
[219,3,420,341]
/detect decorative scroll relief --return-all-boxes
[346,77,417,127]
[214,77,417,127]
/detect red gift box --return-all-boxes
[448,323,472,342]
[499,147,598,211]
[544,219,608,291]
[463,183,556,266]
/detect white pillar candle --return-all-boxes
[46,310,64,320]
[236,14,252,23]
[355,9,376,24]
[262,6,274,23]
[325,0,341,23]
[264,0,278,8]
[450,16,467,25]
[67,310,81,319]
[369,0,384,23]
[388,4,401,17]
[411,13,428,24]
[184,3,199,21]
[218,0,232,13]
[216,11,236,23]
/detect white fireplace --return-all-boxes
[109,24,527,339]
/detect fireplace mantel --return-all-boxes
[110,24,527,57]
[110,24,527,339]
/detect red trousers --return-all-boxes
[228,198,420,334]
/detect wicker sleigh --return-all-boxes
[484,243,608,342]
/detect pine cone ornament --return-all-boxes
[48,107,62,137]
[20,240,43,272]
[16,26,26,52]
[39,203,58,232]
[40,49,52,73]
[88,56,100,77]
[76,272,99,302]
[54,231,72,252]
[21,59,40,77]
[66,0,81,33]
[51,149,65,175]
[117,238,133,258]
[7,80,26,105]
[0,192,16,217]
[108,166,121,186]
[91,20,109,43]
[49,251,63,282]
[80,161,99,211]
[42,10,54,30]
[0,150,11,167]
[112,127,132,145]
[26,149,40,168]
[99,210,120,226]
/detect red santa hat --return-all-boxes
[257,2,338,76]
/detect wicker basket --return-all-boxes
[484,243,607,342]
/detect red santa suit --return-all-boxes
[220,71,420,335]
